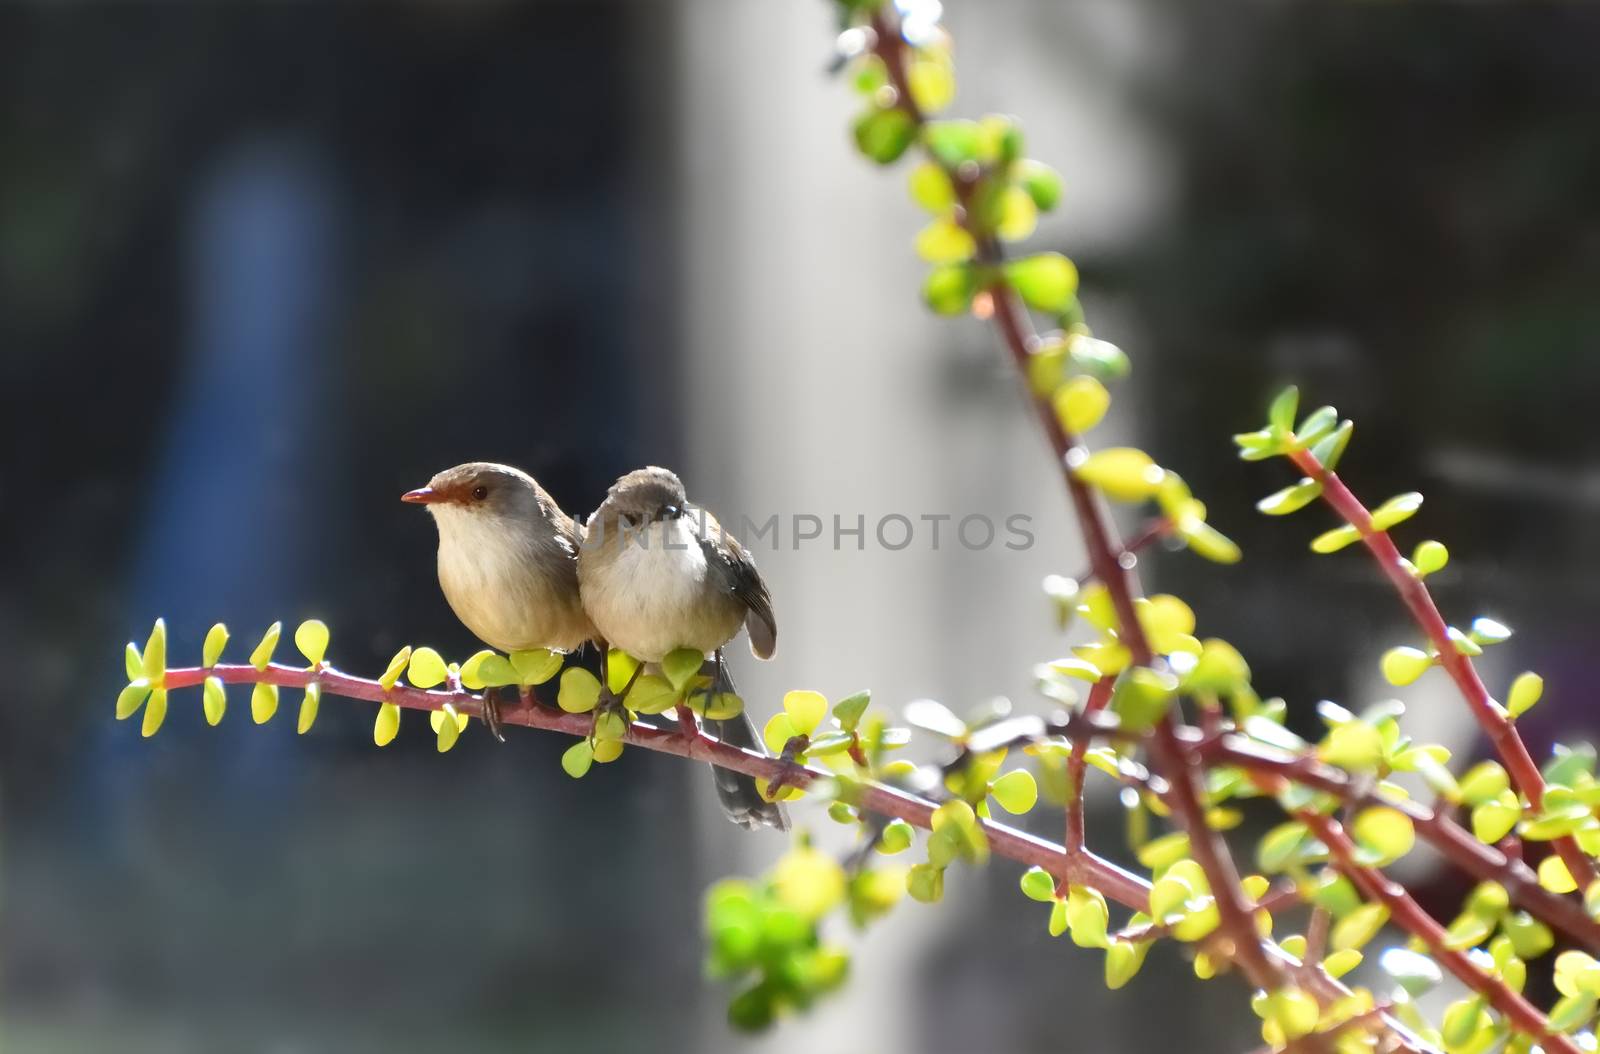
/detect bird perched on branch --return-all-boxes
[578,466,786,831]
[403,462,594,738]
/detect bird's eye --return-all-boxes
[471,485,488,501]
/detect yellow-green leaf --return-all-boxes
[374,702,400,746]
[203,676,226,726]
[1351,807,1415,866]
[990,769,1038,815]
[1053,376,1110,435]
[378,646,412,691]
[914,216,975,264]
[1311,525,1362,554]
[140,618,167,683]
[141,688,168,737]
[1370,492,1423,531]
[251,682,279,724]
[1074,447,1163,502]
[662,648,704,691]
[124,641,143,681]
[116,680,152,720]
[782,690,828,736]
[1381,646,1432,687]
[908,161,955,213]
[764,713,800,755]
[294,619,329,666]
[510,649,563,686]
[557,667,602,714]
[202,623,229,667]
[1413,540,1449,577]
[1507,672,1544,718]
[562,739,594,778]
[460,650,517,690]
[1331,902,1389,951]
[249,621,282,671]
[432,703,466,752]
[625,674,678,715]
[297,682,321,734]
[1541,855,1579,894]
[407,647,449,689]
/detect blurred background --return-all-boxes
[5,1,1600,1051]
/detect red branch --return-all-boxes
[1288,449,1598,890]
[1065,676,1115,856]
[1200,732,1600,952]
[164,663,1150,908]
[1301,811,1581,1054]
[869,0,1282,992]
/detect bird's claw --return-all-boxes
[480,686,507,743]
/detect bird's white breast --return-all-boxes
[433,505,585,653]
[582,518,737,662]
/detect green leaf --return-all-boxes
[115,680,152,720]
[1471,795,1520,844]
[510,649,564,686]
[1469,617,1512,645]
[903,698,966,739]
[907,863,944,904]
[1441,997,1486,1048]
[1066,334,1130,381]
[202,623,229,667]
[141,688,168,737]
[1412,540,1449,577]
[1256,479,1323,516]
[294,619,329,666]
[1020,867,1056,902]
[203,676,226,726]
[1295,406,1338,446]
[379,647,412,692]
[1257,821,1310,873]
[1053,376,1110,435]
[1048,898,1069,937]
[763,713,800,755]
[1074,447,1162,503]
[923,263,975,315]
[460,650,518,691]
[1351,807,1415,866]
[1005,253,1078,313]
[907,161,955,213]
[1268,385,1299,433]
[1065,887,1109,949]
[989,770,1038,815]
[1550,992,1597,1035]
[251,682,279,724]
[562,739,594,779]
[1458,762,1510,806]
[557,667,602,714]
[1380,646,1432,687]
[1379,948,1442,997]
[1109,667,1177,734]
[1310,525,1362,554]
[249,621,282,671]
[695,691,744,721]
[914,216,975,264]
[625,674,678,715]
[1319,721,1384,772]
[1308,419,1354,471]
[605,649,640,694]
[1135,832,1192,871]
[852,106,916,164]
[1330,902,1389,952]
[662,648,704,692]
[1176,517,1242,564]
[993,185,1038,242]
[297,682,321,734]
[783,690,828,736]
[374,702,401,747]
[1016,159,1063,211]
[407,646,449,689]
[922,119,980,167]
[1104,938,1145,989]
[1507,672,1544,718]
[142,619,167,682]
[833,690,871,732]
[1370,492,1423,531]
[878,818,913,855]
[432,703,466,752]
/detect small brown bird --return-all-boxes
[578,466,786,831]
[403,462,595,737]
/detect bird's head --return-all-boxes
[402,462,545,529]
[605,465,689,529]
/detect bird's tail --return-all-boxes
[701,664,789,832]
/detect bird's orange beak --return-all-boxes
[402,487,441,505]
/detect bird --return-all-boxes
[402,462,595,738]
[577,466,786,831]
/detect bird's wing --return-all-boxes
[700,511,777,659]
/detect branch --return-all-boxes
[1201,731,1600,953]
[1300,811,1582,1054]
[868,2,1284,993]
[1287,448,1598,891]
[165,662,1150,908]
